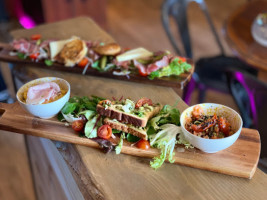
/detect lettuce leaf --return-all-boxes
[78,110,96,120]
[126,133,140,143]
[148,58,191,80]
[115,133,125,154]
[149,124,193,169]
[148,104,180,132]
[60,95,104,116]
[84,115,101,138]
[149,124,179,169]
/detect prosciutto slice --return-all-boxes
[133,60,146,73]
[147,55,169,74]
[26,82,61,105]
[113,59,131,69]
[12,39,37,54]
[11,39,53,56]
[133,55,170,75]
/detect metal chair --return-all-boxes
[226,70,267,160]
[161,0,257,104]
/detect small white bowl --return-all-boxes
[180,103,243,153]
[16,77,70,119]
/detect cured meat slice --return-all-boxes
[26,82,60,105]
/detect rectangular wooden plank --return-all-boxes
[0,102,260,178]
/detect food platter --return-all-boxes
[0,101,260,179]
[0,43,193,89]
[0,17,194,89]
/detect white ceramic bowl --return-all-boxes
[16,77,70,119]
[180,103,243,153]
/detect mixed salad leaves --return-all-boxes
[58,95,193,169]
[148,57,192,80]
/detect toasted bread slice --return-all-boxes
[96,102,161,127]
[93,43,121,55]
[104,118,148,140]
[57,38,87,67]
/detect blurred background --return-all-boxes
[0,0,265,199]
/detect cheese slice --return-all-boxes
[116,47,153,62]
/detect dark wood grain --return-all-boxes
[224,0,267,72]
[0,42,194,89]
[0,101,260,178]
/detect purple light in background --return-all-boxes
[235,72,258,128]
[19,15,36,29]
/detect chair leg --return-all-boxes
[182,78,196,105]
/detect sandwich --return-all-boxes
[96,98,162,140]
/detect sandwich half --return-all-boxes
[96,98,162,140]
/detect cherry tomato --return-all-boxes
[31,34,41,40]
[29,53,40,60]
[138,67,148,77]
[136,139,150,150]
[97,125,112,139]
[78,57,89,68]
[99,99,112,105]
[178,56,186,63]
[218,117,230,135]
[72,120,85,132]
[135,97,153,108]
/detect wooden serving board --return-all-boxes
[0,101,260,179]
[0,17,194,89]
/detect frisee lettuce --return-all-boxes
[149,124,179,169]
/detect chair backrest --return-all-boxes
[161,0,225,58]
[226,70,267,158]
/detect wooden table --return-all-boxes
[224,0,267,82]
[10,66,267,200]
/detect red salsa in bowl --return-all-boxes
[185,105,234,139]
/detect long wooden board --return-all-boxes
[0,17,194,89]
[0,101,260,179]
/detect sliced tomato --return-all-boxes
[138,67,148,76]
[29,53,40,60]
[135,97,153,108]
[136,139,150,150]
[78,57,89,68]
[72,120,85,132]
[97,125,112,140]
[31,34,41,40]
